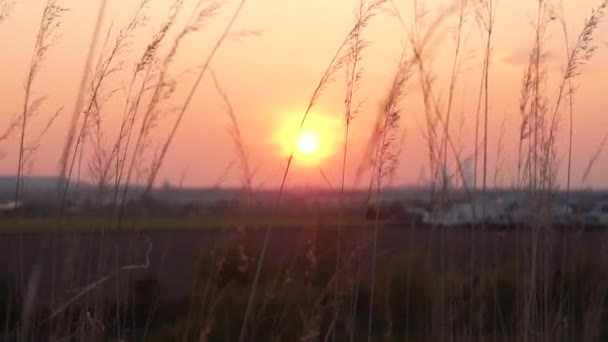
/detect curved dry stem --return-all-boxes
[142,0,248,194]
[58,0,108,194]
[239,2,386,341]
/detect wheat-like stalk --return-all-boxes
[14,5,67,339]
[110,0,184,209]
[581,133,608,186]
[0,0,13,25]
[142,0,245,194]
[16,0,67,203]
[58,0,108,196]
[330,1,370,338]
[61,0,149,204]
[368,44,412,342]
[116,0,223,219]
[543,0,608,190]
[522,1,552,338]
[211,72,253,195]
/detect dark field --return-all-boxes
[2,222,608,340]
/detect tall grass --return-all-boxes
[211,72,253,195]
[331,1,369,339]
[517,1,607,338]
[16,0,67,205]
[142,0,249,194]
[472,0,498,334]
[12,2,67,341]
[109,0,185,212]
[59,0,108,199]
[79,0,150,202]
[4,0,608,340]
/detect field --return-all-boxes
[0,216,374,233]
[2,220,608,340]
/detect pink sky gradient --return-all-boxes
[1,0,607,189]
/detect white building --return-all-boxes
[0,200,23,212]
[586,200,608,225]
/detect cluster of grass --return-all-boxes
[2,0,608,340]
[3,228,607,341]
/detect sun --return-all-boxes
[297,131,320,155]
[274,110,339,165]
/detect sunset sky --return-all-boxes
[0,0,607,189]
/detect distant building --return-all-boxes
[0,200,22,213]
[586,200,608,225]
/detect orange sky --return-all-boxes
[0,0,607,189]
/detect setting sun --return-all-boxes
[297,131,320,155]
[273,111,340,166]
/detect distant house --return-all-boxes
[586,200,608,225]
[424,199,506,227]
[549,201,577,223]
[0,201,23,214]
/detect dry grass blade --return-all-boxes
[44,239,153,322]
[0,0,14,24]
[474,0,498,221]
[494,114,506,187]
[367,45,412,342]
[400,0,464,202]
[140,0,232,193]
[331,1,372,337]
[517,58,534,188]
[521,1,554,338]
[439,0,468,195]
[238,2,386,341]
[61,0,150,202]
[109,0,185,207]
[211,71,253,193]
[354,102,385,187]
[58,0,108,192]
[16,0,68,205]
[543,0,608,187]
[22,107,63,174]
[581,133,608,186]
[117,0,226,200]
[318,166,336,191]
[0,114,19,143]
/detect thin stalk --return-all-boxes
[16,34,39,307]
[332,3,366,339]
[474,0,498,338]
[441,0,466,190]
[367,45,410,342]
[558,1,574,329]
[238,3,385,339]
[525,1,545,339]
[439,1,467,334]
[58,0,107,195]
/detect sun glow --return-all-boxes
[274,111,339,165]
